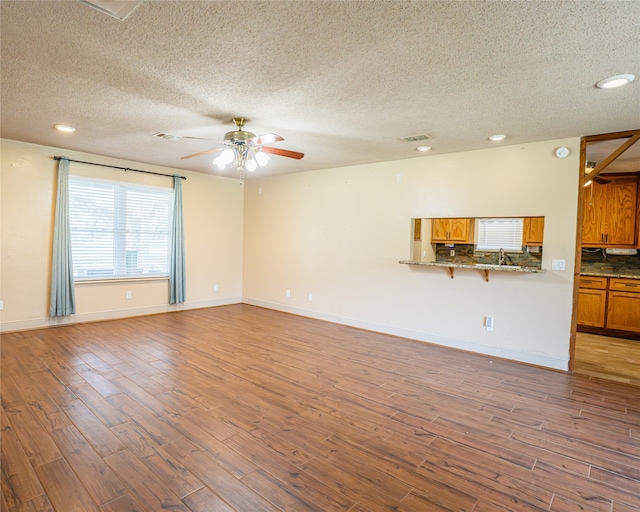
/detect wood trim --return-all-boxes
[584,133,640,184]
[569,137,588,373]
[582,128,640,142]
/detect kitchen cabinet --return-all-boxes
[607,278,640,333]
[582,177,638,247]
[431,218,474,243]
[523,217,544,246]
[577,276,607,328]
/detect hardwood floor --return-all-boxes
[2,304,640,512]
[575,331,640,387]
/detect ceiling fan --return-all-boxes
[180,117,304,175]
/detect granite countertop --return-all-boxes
[581,269,640,280]
[399,260,544,273]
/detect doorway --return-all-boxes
[571,129,640,385]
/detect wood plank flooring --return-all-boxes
[575,332,640,387]
[2,304,639,511]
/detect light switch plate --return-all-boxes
[551,259,566,271]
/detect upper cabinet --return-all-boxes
[582,176,638,247]
[523,217,544,246]
[431,218,474,243]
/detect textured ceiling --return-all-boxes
[1,0,639,178]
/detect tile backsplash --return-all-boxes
[435,244,542,269]
[580,248,640,273]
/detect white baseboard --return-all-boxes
[2,297,569,372]
[243,298,569,371]
[0,297,242,333]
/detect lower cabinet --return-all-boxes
[607,278,640,333]
[578,276,640,333]
[577,276,607,327]
[577,289,607,327]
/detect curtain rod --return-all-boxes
[53,156,186,180]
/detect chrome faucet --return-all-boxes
[498,248,506,266]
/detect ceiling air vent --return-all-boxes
[399,134,431,142]
[152,132,182,141]
[78,1,143,20]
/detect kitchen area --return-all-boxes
[575,131,640,386]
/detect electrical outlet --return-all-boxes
[450,249,455,257]
[214,284,219,292]
[286,289,291,298]
[308,293,313,301]
[485,316,494,331]
[126,291,132,299]
[0,300,4,311]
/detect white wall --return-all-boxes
[1,137,581,370]
[242,139,581,370]
[0,139,244,331]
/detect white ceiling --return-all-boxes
[1,0,639,178]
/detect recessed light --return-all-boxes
[54,124,76,133]
[489,134,506,141]
[416,145,431,152]
[596,74,635,89]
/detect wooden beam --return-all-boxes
[583,128,640,143]
[584,132,640,184]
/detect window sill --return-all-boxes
[74,276,169,285]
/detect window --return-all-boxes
[476,218,524,252]
[69,177,173,280]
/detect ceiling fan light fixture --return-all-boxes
[596,74,635,89]
[214,148,234,170]
[246,158,258,173]
[181,118,304,175]
[255,151,270,166]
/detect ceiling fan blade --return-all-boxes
[181,148,222,160]
[261,146,304,160]
[181,136,215,141]
[153,132,213,141]
[249,133,285,145]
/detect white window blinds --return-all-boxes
[476,218,524,252]
[69,177,173,280]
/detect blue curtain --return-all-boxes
[169,176,186,304]
[49,157,76,317]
